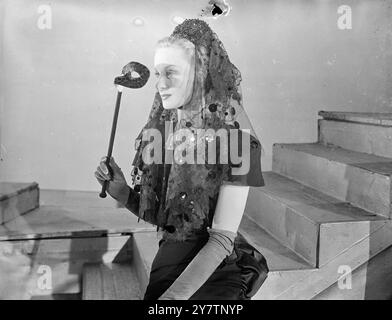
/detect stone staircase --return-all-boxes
[1,111,392,300]
[248,111,392,299]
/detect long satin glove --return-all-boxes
[158,227,237,300]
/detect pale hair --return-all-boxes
[155,36,195,58]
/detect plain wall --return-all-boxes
[1,0,391,191]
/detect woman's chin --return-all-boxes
[162,102,180,110]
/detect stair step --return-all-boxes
[266,219,392,299]
[238,215,316,299]
[40,189,119,208]
[82,262,142,300]
[31,293,81,300]
[242,213,392,299]
[272,143,392,218]
[132,231,160,297]
[318,119,392,158]
[239,215,313,271]
[313,243,392,300]
[0,201,155,241]
[246,172,386,267]
[0,182,39,224]
[319,111,392,126]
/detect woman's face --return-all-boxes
[154,45,195,109]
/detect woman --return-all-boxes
[95,19,268,300]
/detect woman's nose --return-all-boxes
[156,75,169,91]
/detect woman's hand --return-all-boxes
[94,156,130,205]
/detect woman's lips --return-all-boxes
[161,94,171,100]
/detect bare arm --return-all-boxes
[158,184,250,300]
[212,184,250,232]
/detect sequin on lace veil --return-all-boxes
[131,19,264,241]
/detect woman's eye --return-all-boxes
[167,71,177,79]
[154,72,160,77]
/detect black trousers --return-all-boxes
[143,234,250,300]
